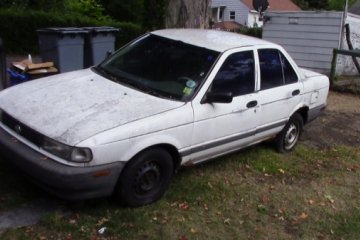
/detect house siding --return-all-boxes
[262,11,343,74]
[211,0,250,25]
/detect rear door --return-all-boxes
[255,47,303,140]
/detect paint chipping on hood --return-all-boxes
[0,69,184,145]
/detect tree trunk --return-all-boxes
[165,0,210,28]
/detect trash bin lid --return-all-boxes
[37,27,89,35]
[83,26,119,34]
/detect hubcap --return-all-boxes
[134,162,161,195]
[284,123,299,150]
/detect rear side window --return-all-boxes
[211,51,255,97]
[258,49,298,90]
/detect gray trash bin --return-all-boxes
[83,27,119,68]
[0,38,6,90]
[37,28,88,73]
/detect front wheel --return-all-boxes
[115,148,174,207]
[275,113,303,153]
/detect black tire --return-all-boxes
[115,148,174,207]
[275,113,303,153]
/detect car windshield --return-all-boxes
[95,34,220,101]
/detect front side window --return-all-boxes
[230,11,235,20]
[97,34,219,101]
[211,51,255,97]
[259,49,298,90]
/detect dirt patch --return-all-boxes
[302,91,360,149]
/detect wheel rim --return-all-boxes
[284,123,299,150]
[134,161,161,195]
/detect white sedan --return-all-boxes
[0,29,329,207]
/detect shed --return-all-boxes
[262,11,344,74]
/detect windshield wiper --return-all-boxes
[92,66,124,84]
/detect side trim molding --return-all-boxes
[180,120,287,157]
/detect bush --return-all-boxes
[0,8,143,54]
[237,27,262,39]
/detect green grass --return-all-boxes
[0,143,359,239]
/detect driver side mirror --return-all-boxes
[204,91,233,104]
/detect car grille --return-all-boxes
[0,111,43,147]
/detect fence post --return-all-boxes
[330,48,338,87]
[0,38,6,90]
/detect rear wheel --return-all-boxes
[115,148,173,207]
[275,113,303,153]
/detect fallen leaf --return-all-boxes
[299,212,308,220]
[308,199,315,205]
[96,217,109,226]
[179,202,189,210]
[224,218,231,225]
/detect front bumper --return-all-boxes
[0,126,125,200]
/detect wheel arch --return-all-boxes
[126,143,182,173]
[294,106,309,124]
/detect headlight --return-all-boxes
[42,137,93,163]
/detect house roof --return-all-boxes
[213,21,243,31]
[152,29,275,52]
[241,0,301,11]
[349,0,360,15]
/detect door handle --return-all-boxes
[246,100,258,108]
[292,89,300,96]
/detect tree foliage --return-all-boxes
[0,0,66,10]
[66,0,109,21]
[100,0,144,24]
[143,0,167,30]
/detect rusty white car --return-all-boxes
[0,29,329,207]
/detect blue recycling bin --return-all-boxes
[7,69,30,86]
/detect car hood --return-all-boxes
[0,69,184,145]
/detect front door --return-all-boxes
[189,49,260,163]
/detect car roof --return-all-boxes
[151,29,275,52]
